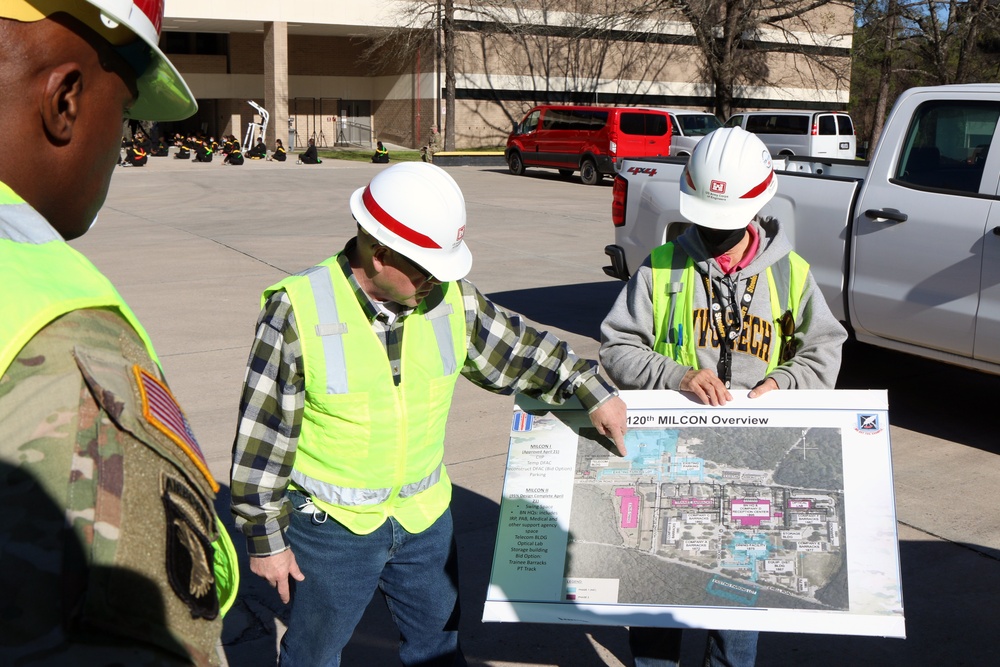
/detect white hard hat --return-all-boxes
[1,0,197,121]
[350,162,473,282]
[679,126,777,230]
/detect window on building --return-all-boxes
[161,31,229,56]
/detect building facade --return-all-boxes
[160,0,854,150]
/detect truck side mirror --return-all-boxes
[512,122,521,135]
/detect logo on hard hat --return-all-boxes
[456,225,466,241]
[710,180,727,194]
[761,150,772,170]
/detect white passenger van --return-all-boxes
[723,110,856,159]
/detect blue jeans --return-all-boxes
[279,490,466,667]
[630,626,758,667]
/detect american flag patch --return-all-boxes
[133,366,219,493]
[511,411,534,432]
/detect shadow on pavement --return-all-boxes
[836,339,999,454]
[216,484,633,666]
[757,535,1000,666]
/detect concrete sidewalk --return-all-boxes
[76,156,1000,666]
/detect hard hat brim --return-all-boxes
[127,42,198,121]
[678,189,765,230]
[350,186,474,283]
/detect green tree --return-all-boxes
[852,0,1000,149]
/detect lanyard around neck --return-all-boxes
[702,273,759,388]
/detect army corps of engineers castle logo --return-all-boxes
[856,413,883,435]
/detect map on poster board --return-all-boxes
[482,390,904,638]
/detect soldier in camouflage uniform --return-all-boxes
[0,1,237,664]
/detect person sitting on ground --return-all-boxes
[134,130,152,155]
[247,137,267,160]
[194,139,213,163]
[297,137,321,164]
[371,140,389,163]
[270,138,287,162]
[174,134,194,159]
[151,138,169,157]
[224,141,244,166]
[120,141,147,167]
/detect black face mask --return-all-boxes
[697,226,746,256]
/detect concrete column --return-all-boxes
[263,21,289,150]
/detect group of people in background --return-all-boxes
[120,130,400,168]
[118,132,300,167]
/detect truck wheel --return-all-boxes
[508,151,525,175]
[580,159,602,185]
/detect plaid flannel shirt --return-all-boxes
[231,241,616,556]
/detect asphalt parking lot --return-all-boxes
[77,155,1000,666]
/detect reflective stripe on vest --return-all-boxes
[265,253,467,534]
[650,242,808,374]
[290,461,443,507]
[305,265,351,394]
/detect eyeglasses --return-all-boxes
[391,249,436,283]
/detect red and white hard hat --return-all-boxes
[679,126,778,230]
[0,0,196,121]
[350,162,473,282]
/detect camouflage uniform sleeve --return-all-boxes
[0,309,223,666]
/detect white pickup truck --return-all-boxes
[603,84,1000,375]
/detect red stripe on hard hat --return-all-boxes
[740,170,774,199]
[362,185,442,249]
[134,0,164,34]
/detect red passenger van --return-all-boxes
[505,105,673,185]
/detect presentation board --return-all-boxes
[483,390,904,638]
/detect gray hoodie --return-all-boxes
[600,217,847,392]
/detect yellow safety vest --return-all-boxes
[0,182,238,616]
[650,241,809,375]
[267,254,467,535]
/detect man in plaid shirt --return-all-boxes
[231,162,627,666]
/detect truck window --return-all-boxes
[620,112,669,136]
[895,100,1000,194]
[724,115,744,129]
[837,115,854,136]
